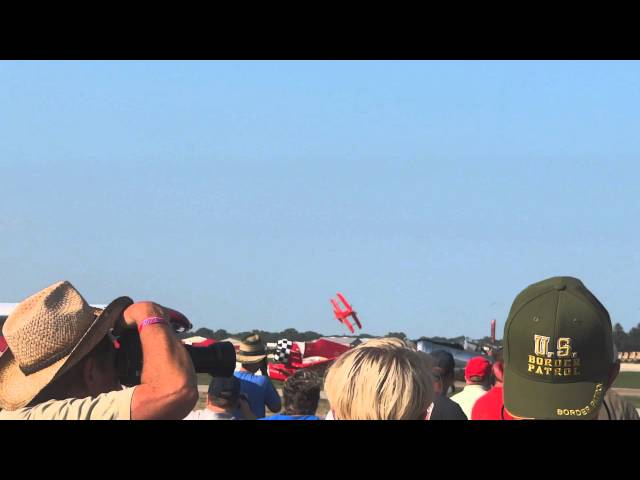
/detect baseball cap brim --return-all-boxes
[235,353,266,364]
[504,368,606,420]
[209,377,240,398]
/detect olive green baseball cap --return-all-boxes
[503,276,614,420]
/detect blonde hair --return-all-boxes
[365,337,413,349]
[324,337,434,420]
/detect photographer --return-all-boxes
[0,281,198,420]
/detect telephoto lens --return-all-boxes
[115,330,237,386]
[184,342,236,377]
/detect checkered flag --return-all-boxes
[273,338,293,364]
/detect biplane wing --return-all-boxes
[266,337,357,381]
[330,293,362,333]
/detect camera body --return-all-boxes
[116,329,237,386]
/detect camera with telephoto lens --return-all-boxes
[115,317,237,387]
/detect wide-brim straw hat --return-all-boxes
[0,281,132,410]
[236,334,267,364]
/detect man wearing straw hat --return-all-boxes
[234,334,281,418]
[0,281,198,420]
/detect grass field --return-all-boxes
[197,373,212,385]
[625,397,640,408]
[612,372,640,389]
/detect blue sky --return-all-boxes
[1,60,639,339]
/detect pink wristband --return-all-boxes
[138,316,168,333]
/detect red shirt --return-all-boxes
[471,385,514,420]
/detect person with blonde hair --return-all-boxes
[323,337,434,420]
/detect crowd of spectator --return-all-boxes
[0,276,637,420]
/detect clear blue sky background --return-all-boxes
[1,61,639,339]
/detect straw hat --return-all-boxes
[0,281,132,410]
[236,334,267,364]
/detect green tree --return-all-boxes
[300,330,323,341]
[627,323,640,351]
[385,331,407,339]
[194,327,215,338]
[281,328,300,340]
[178,327,331,343]
[212,329,230,340]
[613,323,628,351]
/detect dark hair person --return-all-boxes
[262,369,322,420]
[428,350,467,420]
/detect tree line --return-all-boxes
[181,323,640,352]
[613,323,640,352]
[179,327,494,346]
[179,327,327,343]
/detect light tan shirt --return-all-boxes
[183,409,236,420]
[450,384,489,419]
[0,387,136,420]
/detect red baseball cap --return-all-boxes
[465,356,491,381]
